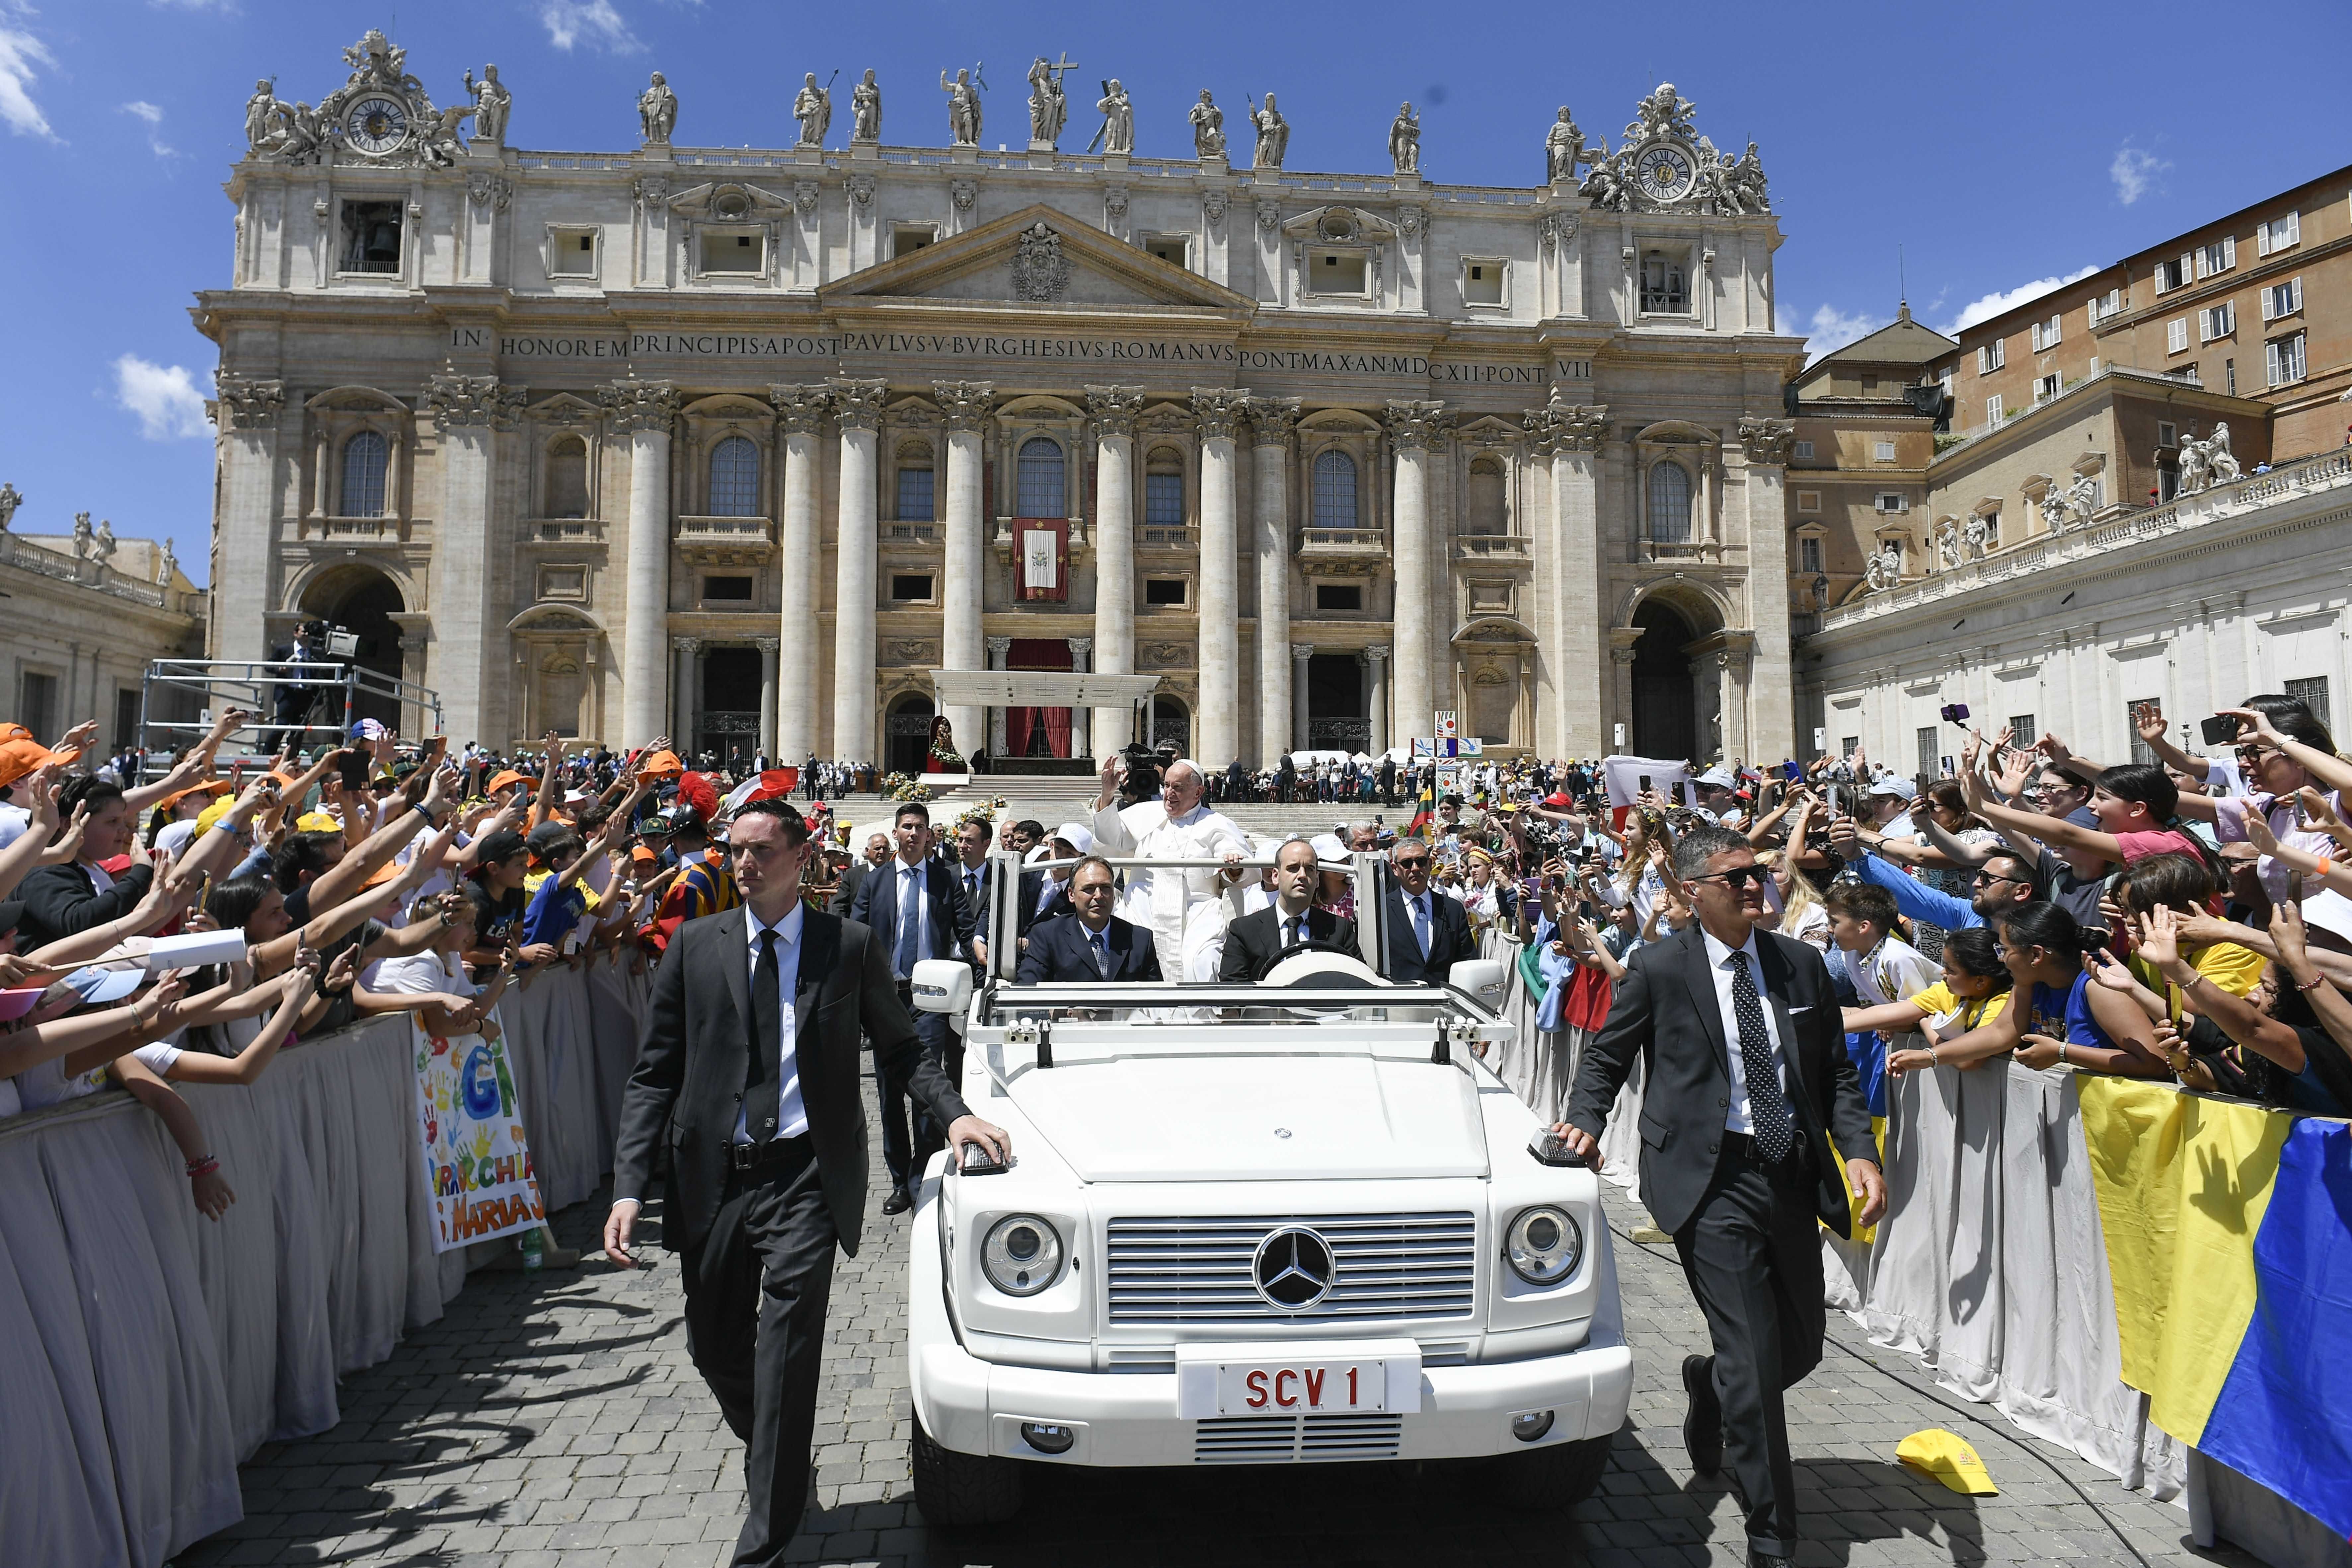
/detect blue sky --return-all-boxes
[3,0,2347,587]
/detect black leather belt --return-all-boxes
[729,1132,812,1172]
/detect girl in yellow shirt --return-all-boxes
[1844,926,2014,1075]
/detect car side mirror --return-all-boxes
[1447,958,1507,1006]
[910,958,972,1016]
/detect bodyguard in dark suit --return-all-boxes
[847,803,977,1213]
[605,799,1007,1567]
[1015,856,1162,982]
[1220,835,1361,981]
[1551,825,1884,1568]
[1380,838,1476,983]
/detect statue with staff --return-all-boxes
[794,70,834,147]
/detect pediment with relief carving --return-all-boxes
[822,203,1253,315]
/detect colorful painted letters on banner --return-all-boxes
[412,1012,545,1253]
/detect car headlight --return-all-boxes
[1504,1205,1583,1286]
[981,1214,1064,1297]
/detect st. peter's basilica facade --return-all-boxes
[201,32,1801,772]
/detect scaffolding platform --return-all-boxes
[139,658,444,776]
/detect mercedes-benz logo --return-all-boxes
[1252,1226,1335,1311]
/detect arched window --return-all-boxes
[895,440,935,522]
[1144,447,1184,528]
[545,436,588,519]
[339,430,388,517]
[1466,458,1507,536]
[1312,449,1358,529]
[1647,460,1693,543]
[1016,436,1066,517]
[708,435,760,516]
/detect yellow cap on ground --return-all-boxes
[1896,1429,1997,1495]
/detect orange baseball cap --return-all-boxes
[157,778,232,813]
[637,749,684,781]
[486,770,531,794]
[0,724,69,790]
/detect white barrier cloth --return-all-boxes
[412,1011,544,1252]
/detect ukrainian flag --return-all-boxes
[2077,1078,2352,1538]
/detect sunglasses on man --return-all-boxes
[1688,865,1770,890]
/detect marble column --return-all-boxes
[601,378,681,749]
[828,378,888,763]
[1383,399,1446,750]
[768,384,828,764]
[1194,388,1248,769]
[1365,644,1391,755]
[1291,644,1314,753]
[1737,416,1798,762]
[423,375,524,746]
[1068,637,1093,758]
[1085,385,1144,757]
[986,636,1013,756]
[1526,397,1609,757]
[1610,643,1639,747]
[936,380,996,758]
[756,637,779,757]
[673,635,701,746]
[1247,397,1301,768]
[211,377,286,661]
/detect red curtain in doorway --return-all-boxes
[1007,638,1076,759]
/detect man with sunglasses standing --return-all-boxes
[1550,825,1883,1568]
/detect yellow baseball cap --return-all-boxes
[1896,1429,1997,1495]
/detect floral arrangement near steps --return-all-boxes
[881,773,934,803]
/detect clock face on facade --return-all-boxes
[1634,143,1696,202]
[344,95,410,155]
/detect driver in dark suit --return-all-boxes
[1221,835,1361,980]
[1550,824,1884,1568]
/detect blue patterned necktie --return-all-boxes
[1727,950,1795,1162]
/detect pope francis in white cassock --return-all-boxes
[1089,754,1250,979]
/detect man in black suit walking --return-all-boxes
[1221,835,1361,980]
[1381,837,1475,983]
[1016,856,1162,982]
[604,799,1007,1567]
[848,802,977,1214]
[1550,824,1884,1568]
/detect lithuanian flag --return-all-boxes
[2077,1078,2352,1537]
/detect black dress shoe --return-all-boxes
[1682,1353,1723,1476]
[881,1188,914,1215]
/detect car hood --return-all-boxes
[1008,1053,1491,1181]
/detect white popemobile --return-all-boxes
[901,849,1633,1524]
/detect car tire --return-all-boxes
[910,1412,1024,1526]
[1489,1432,1614,1510]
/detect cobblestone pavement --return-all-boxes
[183,1116,2260,1568]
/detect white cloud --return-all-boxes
[121,99,174,157]
[2110,143,2169,206]
[538,0,638,52]
[0,20,57,140]
[1805,304,1889,362]
[1940,266,2100,335]
[113,355,212,441]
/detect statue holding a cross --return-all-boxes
[1027,52,1077,150]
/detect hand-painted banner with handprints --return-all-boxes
[412,1011,545,1253]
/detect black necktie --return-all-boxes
[745,929,783,1142]
[1288,915,1305,948]
[1727,950,1795,1162]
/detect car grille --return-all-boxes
[1104,1212,1478,1324]
[1194,1413,1405,1463]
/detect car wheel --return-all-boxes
[1489,1432,1614,1510]
[910,1412,1024,1526]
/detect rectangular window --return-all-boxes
[550,228,597,276]
[1873,440,1897,462]
[2166,318,2189,354]
[1306,250,1369,295]
[2008,714,2037,749]
[1917,726,1939,779]
[1798,536,1823,573]
[2258,210,2301,255]
[1977,340,2006,373]
[338,200,404,274]
[1793,440,1815,460]
[1141,232,1191,269]
[2200,301,2236,340]
[2195,236,2237,277]
[700,229,764,273]
[1875,492,1909,514]
[113,688,141,753]
[2154,254,2191,292]
[702,574,754,602]
[1461,258,1505,306]
[891,225,936,258]
[18,672,55,741]
[1937,364,1954,395]
[2263,277,2303,321]
[895,467,935,522]
[1315,584,1364,611]
[1639,251,1689,313]
[1144,578,1188,606]
[2158,421,2178,448]
[2269,331,2307,387]
[1796,489,1821,513]
[2128,698,2162,766]
[2030,314,2062,351]
[2226,357,2236,395]
[1144,472,1184,527]
[2286,676,2333,737]
[888,573,934,603]
[2090,287,2124,323]
[1985,394,2004,427]
[1842,736,1860,759]
[2036,373,2061,402]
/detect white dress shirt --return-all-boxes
[1698,924,1789,1137]
[734,901,809,1144]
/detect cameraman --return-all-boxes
[269,621,344,739]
